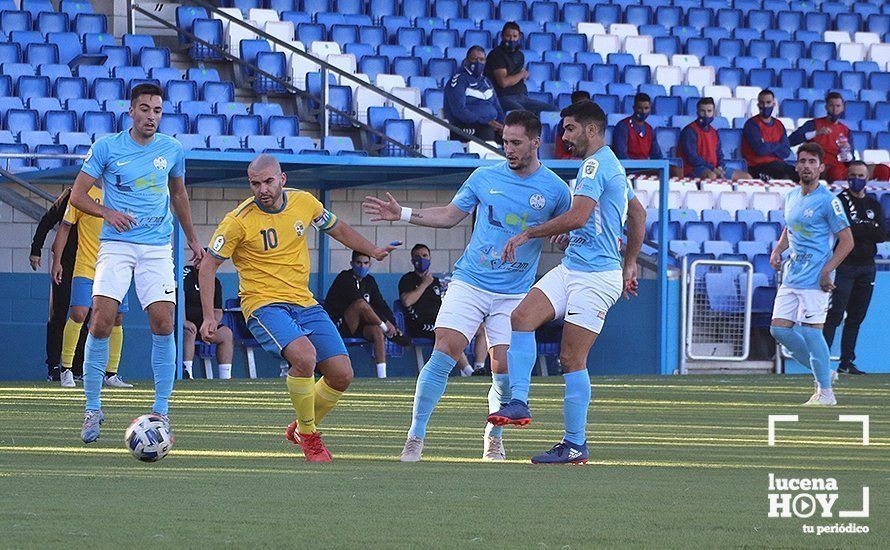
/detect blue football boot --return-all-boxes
[80,410,104,443]
[487,398,532,427]
[531,440,589,464]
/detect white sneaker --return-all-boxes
[804,390,837,406]
[60,369,75,388]
[103,374,133,388]
[483,435,506,461]
[400,436,424,462]
[830,370,839,384]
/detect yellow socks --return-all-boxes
[314,377,344,425]
[286,375,316,434]
[107,325,123,374]
[61,318,83,369]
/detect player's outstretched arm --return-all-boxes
[326,219,400,261]
[502,196,596,263]
[622,197,646,299]
[70,171,136,232]
[168,176,204,263]
[362,192,469,228]
[198,253,224,341]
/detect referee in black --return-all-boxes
[823,161,886,374]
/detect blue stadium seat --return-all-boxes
[25,43,60,67]
[736,210,766,230]
[165,79,196,106]
[121,34,153,62]
[230,114,262,138]
[686,37,712,59]
[626,5,652,27]
[749,68,775,88]
[367,105,398,144]
[214,101,249,123]
[433,0,459,19]
[528,61,553,83]
[656,6,682,29]
[702,210,733,226]
[623,65,650,88]
[411,45,442,67]
[322,136,355,155]
[281,135,314,153]
[869,72,890,92]
[43,110,76,136]
[378,44,408,61]
[836,13,862,36]
[74,13,106,36]
[180,100,212,120]
[249,103,283,128]
[746,10,773,32]
[717,67,744,88]
[809,42,837,64]
[193,113,227,136]
[668,240,701,259]
[17,75,50,100]
[733,28,761,47]
[737,241,768,261]
[0,42,19,65]
[97,45,129,68]
[81,110,114,134]
[447,18,476,36]
[687,7,713,31]
[176,6,207,46]
[556,62,584,84]
[415,16,444,36]
[345,43,375,60]
[433,140,463,158]
[717,129,742,158]
[396,27,424,50]
[208,135,243,151]
[530,2,558,26]
[555,33,585,57]
[28,97,60,117]
[592,93,618,114]
[868,14,889,35]
[392,56,422,80]
[171,133,205,150]
[158,113,188,135]
[810,70,837,90]
[590,63,618,84]
[1,10,31,34]
[200,81,232,104]
[360,55,389,82]
[326,85,353,127]
[561,3,589,27]
[140,47,170,71]
[593,4,620,27]
[716,8,742,29]
[296,22,325,44]
[239,39,270,83]
[684,221,714,243]
[267,115,299,138]
[427,58,455,84]
[330,24,358,45]
[751,221,781,243]
[805,12,830,34]
[359,25,385,48]
[655,127,679,155]
[717,38,743,59]
[422,88,444,113]
[654,36,680,57]
[845,100,869,122]
[245,135,281,153]
[254,51,287,94]
[463,29,491,49]
[702,27,729,43]
[748,40,774,62]
[606,53,635,75]
[382,119,415,157]
[841,71,866,92]
[430,28,458,50]
[50,76,83,102]
[717,221,746,246]
[498,1,525,22]
[861,120,885,140]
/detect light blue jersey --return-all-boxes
[81,130,185,245]
[563,145,634,272]
[451,162,572,294]
[783,184,849,289]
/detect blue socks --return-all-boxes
[151,333,176,415]
[563,369,591,446]
[83,334,109,411]
[485,373,511,438]
[507,331,536,403]
[408,350,456,439]
[800,326,832,390]
[770,325,832,390]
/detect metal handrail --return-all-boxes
[173,0,504,157]
[0,166,56,202]
[132,3,424,158]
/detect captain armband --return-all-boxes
[311,209,339,232]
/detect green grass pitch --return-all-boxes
[1,375,887,548]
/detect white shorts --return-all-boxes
[772,286,830,324]
[533,264,623,334]
[93,241,175,309]
[434,280,523,348]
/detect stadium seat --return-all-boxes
[43,110,77,136]
[230,114,262,138]
[81,110,114,135]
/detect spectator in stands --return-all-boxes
[554,90,591,159]
[398,244,486,376]
[612,92,663,162]
[182,255,233,380]
[677,97,752,180]
[823,161,886,375]
[444,46,504,142]
[30,187,85,381]
[789,92,854,182]
[742,89,796,182]
[324,251,410,378]
[484,22,554,115]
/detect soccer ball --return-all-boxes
[124,414,173,462]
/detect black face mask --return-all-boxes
[502,39,521,52]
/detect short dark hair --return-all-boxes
[351,250,370,262]
[560,100,606,137]
[466,45,485,58]
[634,92,651,104]
[798,142,824,163]
[502,21,521,35]
[130,83,163,104]
[697,97,715,108]
[848,159,868,171]
[825,91,844,102]
[758,89,775,99]
[411,243,430,255]
[504,110,542,139]
[570,90,590,104]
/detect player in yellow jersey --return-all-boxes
[51,184,130,389]
[198,154,398,462]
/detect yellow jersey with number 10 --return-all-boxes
[208,189,337,319]
[62,185,104,279]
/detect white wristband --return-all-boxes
[399,207,413,222]
[379,321,388,331]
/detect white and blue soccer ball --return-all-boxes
[124,414,173,462]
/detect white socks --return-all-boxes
[183,361,193,377]
[376,363,387,378]
[218,363,232,380]
[460,365,475,376]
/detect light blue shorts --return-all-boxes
[71,276,129,312]
[247,303,348,362]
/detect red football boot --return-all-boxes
[297,431,332,462]
[285,420,299,444]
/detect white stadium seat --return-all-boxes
[654,65,683,88]
[702,85,732,102]
[608,24,638,45]
[389,86,422,116]
[623,35,653,61]
[417,117,449,156]
[684,190,715,213]
[248,9,279,28]
[750,191,783,213]
[853,32,881,47]
[354,87,387,123]
[717,191,749,214]
[374,74,406,93]
[862,149,890,164]
[577,22,606,45]
[823,31,851,46]
[309,41,341,58]
[686,66,715,92]
[868,44,890,69]
[733,86,760,103]
[467,140,502,159]
[777,117,796,131]
[326,53,357,80]
[264,21,295,45]
[718,98,747,121]
[640,53,668,70]
[670,54,700,77]
[213,7,243,40]
[838,42,866,64]
[225,19,258,56]
[592,34,621,56]
[342,72,370,92]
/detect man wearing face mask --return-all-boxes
[324,251,411,379]
[612,93,663,162]
[484,22,554,115]
[790,92,854,182]
[678,97,752,180]
[822,161,885,375]
[444,46,504,142]
[742,89,796,181]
